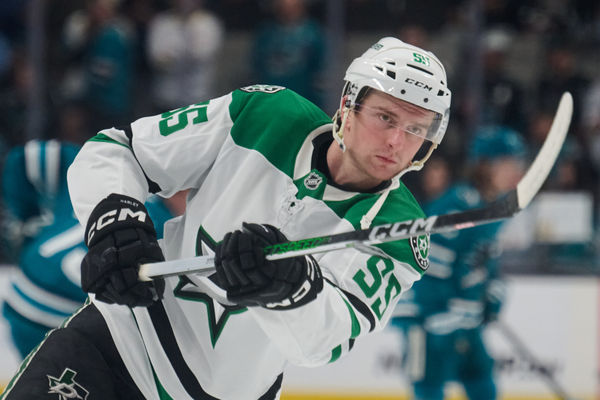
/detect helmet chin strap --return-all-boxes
[394,142,437,181]
[360,142,437,230]
[332,106,352,152]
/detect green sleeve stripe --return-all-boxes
[152,368,174,400]
[329,345,342,363]
[339,293,361,339]
[88,133,130,149]
[326,290,362,364]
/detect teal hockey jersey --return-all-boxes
[1,140,175,357]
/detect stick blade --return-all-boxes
[516,92,572,209]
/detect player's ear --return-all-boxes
[343,96,356,128]
[340,95,351,111]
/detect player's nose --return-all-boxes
[386,127,408,147]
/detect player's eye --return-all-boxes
[406,125,423,136]
[377,112,396,127]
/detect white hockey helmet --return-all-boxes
[335,37,452,146]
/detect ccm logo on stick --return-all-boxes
[368,216,437,242]
[87,208,146,243]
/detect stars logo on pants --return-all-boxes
[47,368,89,400]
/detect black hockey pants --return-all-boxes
[0,302,146,400]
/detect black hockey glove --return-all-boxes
[81,193,165,307]
[214,223,323,310]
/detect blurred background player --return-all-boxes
[390,126,528,400]
[0,139,184,358]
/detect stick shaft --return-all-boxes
[139,92,572,281]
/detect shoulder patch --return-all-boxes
[409,234,430,271]
[240,84,286,93]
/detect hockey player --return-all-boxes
[390,126,528,400]
[0,140,180,359]
[1,140,86,359]
[1,37,451,399]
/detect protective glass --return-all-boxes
[353,103,444,143]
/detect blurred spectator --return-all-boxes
[592,5,600,44]
[583,79,600,170]
[534,43,589,136]
[368,0,460,33]
[0,48,33,147]
[479,28,527,133]
[122,0,159,117]
[582,77,600,134]
[398,23,430,49]
[571,0,600,43]
[251,0,326,107]
[528,108,597,194]
[0,0,27,45]
[482,0,530,31]
[61,0,135,132]
[214,0,268,31]
[453,27,526,159]
[514,1,576,35]
[55,101,91,145]
[346,0,385,31]
[0,33,12,80]
[147,0,224,112]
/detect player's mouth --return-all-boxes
[376,155,397,165]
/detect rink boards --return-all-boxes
[282,275,599,399]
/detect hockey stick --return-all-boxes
[139,92,573,281]
[494,322,576,400]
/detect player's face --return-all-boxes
[489,157,525,194]
[342,91,433,188]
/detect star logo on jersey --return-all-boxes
[409,234,429,271]
[47,368,89,400]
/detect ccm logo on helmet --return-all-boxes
[405,78,433,92]
[87,208,147,243]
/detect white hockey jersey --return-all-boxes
[67,85,428,399]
